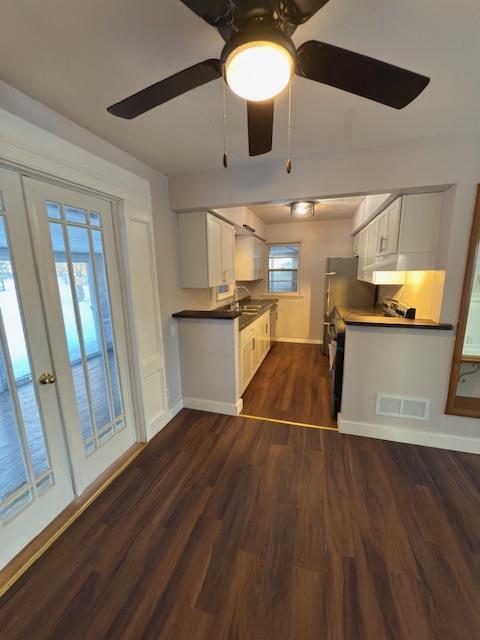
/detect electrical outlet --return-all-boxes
[466,336,473,344]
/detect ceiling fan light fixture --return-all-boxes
[290,201,315,217]
[225,40,294,102]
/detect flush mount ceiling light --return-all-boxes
[291,201,315,217]
[225,40,294,102]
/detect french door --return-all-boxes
[24,178,135,494]
[0,170,135,569]
[0,169,74,568]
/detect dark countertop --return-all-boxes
[336,305,453,331]
[238,299,278,330]
[172,309,241,320]
[172,298,278,330]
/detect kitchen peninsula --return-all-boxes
[173,298,278,415]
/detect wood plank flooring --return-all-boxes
[242,342,336,426]
[1,408,479,639]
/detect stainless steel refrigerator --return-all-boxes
[322,257,375,355]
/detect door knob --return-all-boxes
[39,372,56,385]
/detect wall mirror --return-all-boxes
[446,185,480,417]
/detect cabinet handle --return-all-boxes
[252,338,255,351]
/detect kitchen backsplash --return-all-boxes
[378,270,445,321]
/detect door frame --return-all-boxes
[0,168,76,567]
[0,106,171,474]
[23,178,138,494]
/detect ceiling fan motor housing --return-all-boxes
[220,25,297,68]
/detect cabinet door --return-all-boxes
[251,334,261,373]
[241,339,253,390]
[353,234,360,257]
[253,238,265,280]
[356,229,367,279]
[378,200,401,256]
[365,219,379,268]
[398,193,443,255]
[263,315,271,355]
[385,200,401,255]
[206,214,223,287]
[377,212,387,256]
[221,222,235,284]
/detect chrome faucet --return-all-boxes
[230,285,250,310]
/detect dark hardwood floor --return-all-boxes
[1,408,479,639]
[242,342,337,427]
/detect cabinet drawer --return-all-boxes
[240,322,257,346]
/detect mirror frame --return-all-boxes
[446,184,480,418]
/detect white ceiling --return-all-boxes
[1,1,479,176]
[250,196,363,223]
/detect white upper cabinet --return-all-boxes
[221,220,236,284]
[356,192,444,281]
[178,211,236,288]
[235,235,265,281]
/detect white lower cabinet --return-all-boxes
[240,310,271,393]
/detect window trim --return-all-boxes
[266,242,301,297]
[216,283,235,301]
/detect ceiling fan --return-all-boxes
[107,0,430,160]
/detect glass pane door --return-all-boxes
[0,169,74,570]
[24,179,135,494]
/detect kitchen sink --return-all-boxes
[239,304,263,310]
[240,310,258,315]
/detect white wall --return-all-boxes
[340,326,480,453]
[0,80,207,410]
[169,135,480,442]
[249,218,353,341]
[3,78,478,447]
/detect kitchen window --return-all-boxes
[267,243,300,293]
[216,283,235,301]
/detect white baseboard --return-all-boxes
[145,397,184,440]
[168,397,184,418]
[274,338,323,345]
[183,396,243,416]
[338,414,480,455]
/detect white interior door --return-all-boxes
[0,169,74,569]
[23,178,136,494]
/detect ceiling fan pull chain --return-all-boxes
[286,78,292,174]
[222,63,229,168]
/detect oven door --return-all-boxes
[330,328,345,420]
[327,323,337,370]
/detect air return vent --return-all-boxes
[376,394,430,421]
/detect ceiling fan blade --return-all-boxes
[107,59,222,119]
[296,41,430,109]
[247,100,274,156]
[277,1,331,24]
[179,0,233,27]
